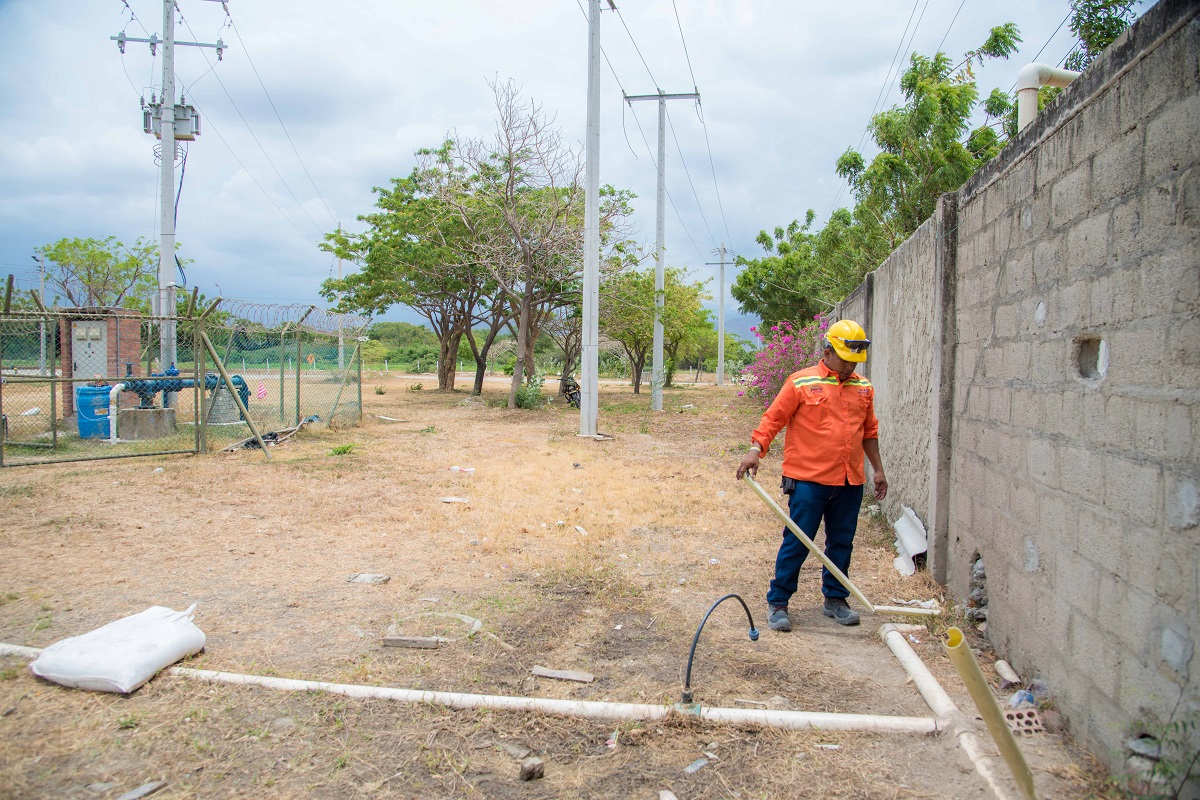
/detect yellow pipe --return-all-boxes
[742,474,940,617]
[944,627,1037,800]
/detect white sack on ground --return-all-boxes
[893,507,929,577]
[30,604,205,693]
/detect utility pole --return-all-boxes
[704,243,729,385]
[580,0,615,438]
[111,3,225,401]
[623,90,699,411]
[31,253,46,376]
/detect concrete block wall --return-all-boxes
[833,0,1200,774]
[835,216,941,528]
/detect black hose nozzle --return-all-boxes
[682,593,760,704]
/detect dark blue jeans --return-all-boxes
[767,480,864,606]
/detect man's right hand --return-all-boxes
[736,450,760,480]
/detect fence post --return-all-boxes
[200,329,270,459]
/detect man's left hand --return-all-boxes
[873,470,888,501]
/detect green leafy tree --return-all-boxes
[320,172,485,391]
[1064,0,1140,71]
[37,236,163,311]
[599,265,706,394]
[735,24,1021,323]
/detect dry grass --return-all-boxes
[0,376,1109,798]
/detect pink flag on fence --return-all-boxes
[256,381,267,400]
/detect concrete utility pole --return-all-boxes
[624,90,699,411]
[705,243,728,385]
[580,0,615,438]
[111,3,225,400]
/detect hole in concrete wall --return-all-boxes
[1074,336,1109,381]
[966,553,988,624]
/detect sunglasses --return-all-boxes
[833,338,871,353]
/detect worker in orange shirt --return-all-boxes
[736,319,888,631]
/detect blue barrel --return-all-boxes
[76,386,111,439]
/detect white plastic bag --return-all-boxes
[30,604,206,693]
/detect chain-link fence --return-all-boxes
[0,301,369,467]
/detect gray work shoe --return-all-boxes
[822,597,860,626]
[768,605,792,632]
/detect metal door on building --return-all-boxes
[71,320,106,382]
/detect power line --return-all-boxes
[224,8,338,228]
[935,0,968,57]
[570,0,709,263]
[670,0,698,90]
[177,9,328,240]
[665,107,718,250]
[625,103,705,261]
[667,1,735,250]
[612,6,659,88]
[182,92,322,247]
[827,0,924,218]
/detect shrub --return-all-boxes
[515,372,546,410]
[407,383,422,392]
[374,385,387,395]
[741,314,830,408]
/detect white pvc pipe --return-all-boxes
[0,643,935,734]
[108,383,126,443]
[880,625,1019,800]
[1015,63,1081,132]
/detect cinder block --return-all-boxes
[1134,251,1200,320]
[1057,551,1100,611]
[1075,503,1129,578]
[1004,341,1032,378]
[983,346,1004,381]
[1036,133,1072,191]
[1004,251,1035,297]
[1039,491,1077,551]
[1145,91,1200,182]
[1070,615,1123,699]
[1027,437,1059,489]
[1052,164,1093,229]
[1094,129,1145,203]
[995,303,1018,339]
[1111,181,1176,266]
[1052,280,1090,331]
[1101,394,1138,453]
[1009,480,1040,527]
[1154,538,1198,610]
[1011,388,1041,432]
[1098,577,1154,659]
[1104,454,1161,528]
[1060,444,1105,505]
[1065,212,1111,275]
[1163,402,1192,461]
[1033,236,1065,286]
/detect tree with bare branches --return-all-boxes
[417,79,633,408]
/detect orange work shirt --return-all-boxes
[751,360,879,486]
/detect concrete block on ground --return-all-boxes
[117,407,176,440]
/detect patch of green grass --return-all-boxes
[0,666,21,681]
[329,444,356,456]
[419,425,437,433]
[116,713,141,730]
[407,383,423,392]
[0,592,19,606]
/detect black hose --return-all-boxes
[681,593,759,704]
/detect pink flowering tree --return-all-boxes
[740,314,830,408]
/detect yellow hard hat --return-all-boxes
[826,319,870,362]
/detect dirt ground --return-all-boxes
[0,375,1112,799]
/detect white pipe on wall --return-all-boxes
[107,383,126,443]
[1015,63,1082,132]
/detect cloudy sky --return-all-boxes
[0,0,1125,337]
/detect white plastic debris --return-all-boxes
[892,506,929,576]
[575,525,588,536]
[20,407,41,416]
[440,497,470,504]
[30,605,205,693]
[448,466,476,473]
